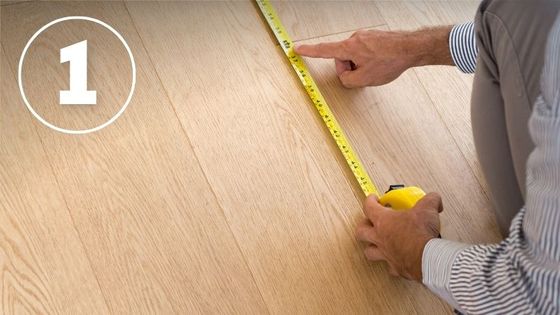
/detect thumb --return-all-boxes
[335,59,353,76]
[339,68,365,88]
[363,194,388,223]
[414,192,443,213]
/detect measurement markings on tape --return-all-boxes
[256,0,378,197]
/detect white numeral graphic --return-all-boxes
[59,40,97,105]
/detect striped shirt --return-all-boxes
[449,22,478,73]
[422,17,560,314]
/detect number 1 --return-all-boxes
[60,40,97,105]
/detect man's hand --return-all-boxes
[294,27,453,88]
[355,192,443,282]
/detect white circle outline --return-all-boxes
[18,16,136,135]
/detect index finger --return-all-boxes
[294,41,349,59]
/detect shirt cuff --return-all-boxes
[449,22,478,73]
[422,238,472,311]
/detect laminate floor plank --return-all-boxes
[0,47,109,314]
[272,1,386,42]
[128,2,453,314]
[2,2,266,313]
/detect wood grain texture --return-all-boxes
[272,0,385,42]
[0,47,109,314]
[0,0,501,314]
[127,2,454,314]
[0,1,33,6]
[2,2,267,314]
[374,1,490,193]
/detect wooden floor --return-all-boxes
[0,1,500,314]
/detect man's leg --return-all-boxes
[472,0,560,236]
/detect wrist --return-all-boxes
[408,234,434,282]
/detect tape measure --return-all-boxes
[256,0,425,209]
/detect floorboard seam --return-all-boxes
[292,23,387,43]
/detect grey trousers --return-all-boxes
[472,0,560,236]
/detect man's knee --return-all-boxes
[475,0,560,103]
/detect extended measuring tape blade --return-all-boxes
[256,0,379,197]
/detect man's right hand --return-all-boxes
[294,27,453,88]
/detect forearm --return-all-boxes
[424,210,557,314]
[402,26,454,67]
[403,22,478,73]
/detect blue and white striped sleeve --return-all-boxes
[422,15,560,315]
[449,22,478,73]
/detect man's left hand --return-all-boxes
[356,192,444,282]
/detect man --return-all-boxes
[295,0,560,314]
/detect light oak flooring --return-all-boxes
[0,1,500,314]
